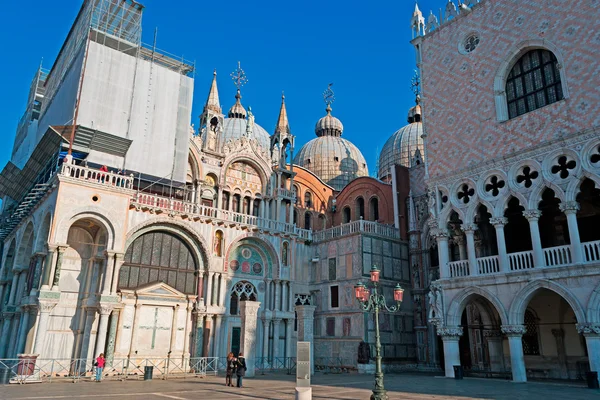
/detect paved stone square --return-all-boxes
[0,373,598,400]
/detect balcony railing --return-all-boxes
[448,240,600,279]
[60,164,134,190]
[311,219,400,242]
[276,188,296,199]
[133,192,312,240]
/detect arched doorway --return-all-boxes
[518,288,585,380]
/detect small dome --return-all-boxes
[228,90,247,119]
[315,105,343,137]
[294,136,368,191]
[378,99,424,180]
[222,118,270,150]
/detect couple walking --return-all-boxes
[225,352,247,388]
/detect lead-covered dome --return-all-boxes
[378,98,424,181]
[222,90,271,149]
[294,105,368,190]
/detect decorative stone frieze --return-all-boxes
[501,325,527,336]
[437,326,463,337]
[576,323,600,335]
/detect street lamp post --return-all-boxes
[354,266,404,400]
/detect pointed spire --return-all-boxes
[204,69,221,114]
[408,190,418,232]
[275,92,290,135]
[228,89,247,119]
[414,1,422,16]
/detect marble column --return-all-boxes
[183,304,192,361]
[454,237,466,261]
[264,279,271,311]
[101,251,116,295]
[7,313,21,357]
[295,305,315,374]
[490,217,509,272]
[577,324,600,386]
[79,308,97,361]
[0,281,6,310]
[212,314,221,356]
[285,319,292,359]
[435,232,450,279]
[560,201,583,263]
[0,313,14,358]
[33,301,57,357]
[110,253,125,294]
[169,305,180,355]
[281,282,288,312]
[7,272,20,305]
[240,301,261,377]
[262,318,270,360]
[288,282,294,313]
[206,272,214,307]
[128,304,142,358]
[484,330,504,372]
[552,328,569,379]
[94,305,113,357]
[203,315,212,357]
[523,210,544,268]
[194,313,205,358]
[501,325,527,382]
[272,318,281,360]
[274,280,281,311]
[437,326,463,378]
[16,306,31,355]
[51,246,68,291]
[30,253,45,296]
[461,224,478,275]
[40,245,57,290]
[105,308,120,364]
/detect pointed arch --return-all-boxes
[508,279,586,325]
[466,199,494,223]
[566,173,600,202]
[17,222,36,268]
[446,286,509,327]
[527,182,566,210]
[496,192,528,217]
[438,205,465,227]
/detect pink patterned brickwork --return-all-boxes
[420,0,600,179]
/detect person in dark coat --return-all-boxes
[236,352,247,388]
[225,352,237,386]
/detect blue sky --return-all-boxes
[0,0,440,175]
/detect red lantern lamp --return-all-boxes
[394,284,404,302]
[370,266,380,283]
[354,282,366,300]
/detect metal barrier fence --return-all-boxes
[0,357,218,384]
[214,357,297,375]
[315,357,354,373]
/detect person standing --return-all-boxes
[225,352,237,387]
[236,352,247,388]
[95,353,105,382]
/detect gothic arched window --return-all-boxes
[304,192,312,209]
[229,281,258,315]
[369,197,379,221]
[119,231,197,295]
[522,309,540,355]
[304,212,312,230]
[506,49,563,119]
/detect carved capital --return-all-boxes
[501,324,527,336]
[559,201,580,214]
[483,329,503,338]
[437,326,463,338]
[576,323,600,335]
[452,236,465,246]
[427,219,440,231]
[523,209,542,221]
[38,301,58,314]
[460,223,478,233]
[99,304,114,315]
[431,229,449,241]
[489,217,507,227]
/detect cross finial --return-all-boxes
[230,61,248,90]
[323,83,335,107]
[411,70,421,100]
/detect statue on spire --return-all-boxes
[246,106,254,136]
[411,70,421,104]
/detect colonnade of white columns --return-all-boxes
[435,201,585,278]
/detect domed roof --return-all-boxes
[378,99,424,180]
[294,136,368,190]
[222,117,271,150]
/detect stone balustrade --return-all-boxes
[60,164,134,190]
[311,219,400,242]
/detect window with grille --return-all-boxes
[506,49,563,119]
[119,231,197,294]
[229,281,257,315]
[522,309,540,355]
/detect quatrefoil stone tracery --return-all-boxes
[485,176,506,197]
[457,184,475,204]
[551,155,576,179]
[591,146,600,164]
[516,166,539,188]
